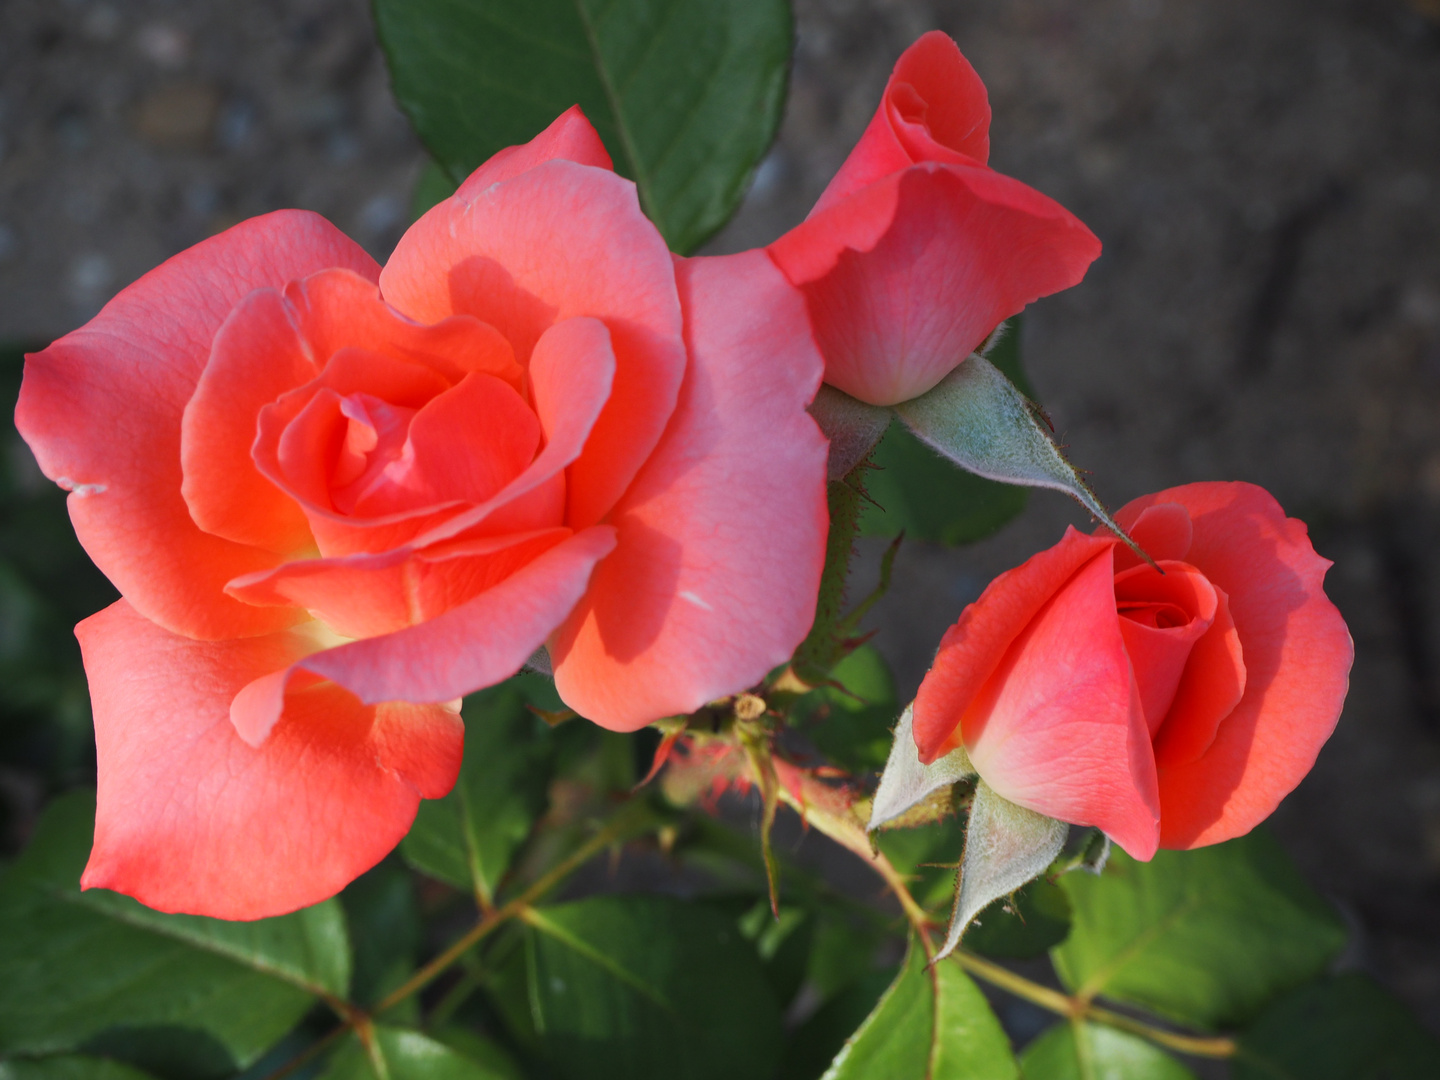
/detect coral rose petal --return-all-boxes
[1117,483,1353,848]
[181,289,318,554]
[287,268,523,391]
[962,550,1161,859]
[457,106,614,196]
[405,373,541,506]
[913,527,1117,761]
[1153,584,1247,769]
[226,528,571,639]
[381,161,685,526]
[1114,501,1193,572]
[549,251,829,731]
[400,316,616,551]
[16,211,378,640]
[812,31,990,216]
[1114,561,1217,734]
[77,600,462,919]
[300,526,618,705]
[770,164,1102,405]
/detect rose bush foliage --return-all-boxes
[15,108,828,918]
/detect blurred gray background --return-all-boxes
[3,0,1439,1034]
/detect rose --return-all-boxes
[16,108,829,918]
[768,31,1103,407]
[911,482,1352,857]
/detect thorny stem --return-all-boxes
[777,780,1236,1060]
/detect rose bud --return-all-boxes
[768,31,1103,407]
[912,482,1352,857]
[16,107,828,918]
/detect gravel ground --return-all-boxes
[3,0,1439,1039]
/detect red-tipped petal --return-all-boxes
[812,31,990,215]
[1153,583,1246,769]
[771,164,1101,405]
[913,528,1117,761]
[180,289,318,555]
[381,161,685,526]
[456,105,614,197]
[16,212,377,640]
[1118,483,1353,848]
[300,526,617,705]
[961,549,1160,859]
[226,528,570,639]
[78,600,462,919]
[550,251,828,731]
[1112,501,1194,572]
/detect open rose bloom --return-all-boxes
[16,108,828,918]
[912,482,1353,858]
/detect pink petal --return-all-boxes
[381,160,686,527]
[16,211,378,640]
[286,268,523,391]
[1114,561,1218,734]
[456,106,614,197]
[389,315,616,553]
[770,164,1101,405]
[963,549,1160,859]
[1112,501,1194,572]
[811,31,990,216]
[299,525,617,705]
[225,528,570,640]
[913,527,1118,761]
[78,600,462,919]
[1118,483,1352,848]
[549,251,829,731]
[1153,583,1246,769]
[180,289,318,555]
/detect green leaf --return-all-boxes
[78,1025,235,1080]
[855,316,1034,546]
[803,909,891,1002]
[401,679,558,903]
[939,780,1069,961]
[0,792,350,1065]
[1018,1021,1197,1080]
[339,858,421,1012]
[891,354,1142,555]
[372,0,792,254]
[964,877,1071,961]
[859,418,1029,546]
[821,940,1017,1079]
[1234,974,1440,1080]
[793,645,898,773]
[318,1025,517,1080]
[1053,832,1348,1030]
[735,899,815,1009]
[521,895,783,1080]
[0,1058,159,1080]
[780,967,895,1080]
[873,819,965,914]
